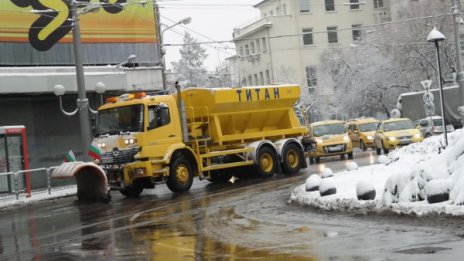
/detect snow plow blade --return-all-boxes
[51,162,110,203]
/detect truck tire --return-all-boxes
[255,146,277,178]
[282,143,303,174]
[119,185,143,198]
[167,156,194,192]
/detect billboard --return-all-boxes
[0,0,157,51]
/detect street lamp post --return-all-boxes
[52,1,103,161]
[427,27,448,147]
[159,17,192,90]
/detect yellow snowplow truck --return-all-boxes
[52,83,308,202]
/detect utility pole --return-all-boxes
[452,0,464,125]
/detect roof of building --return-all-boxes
[253,0,271,8]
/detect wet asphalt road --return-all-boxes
[1,149,464,260]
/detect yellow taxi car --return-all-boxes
[346,118,380,151]
[306,120,353,164]
[374,118,423,155]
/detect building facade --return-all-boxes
[230,0,391,118]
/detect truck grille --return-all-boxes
[100,147,139,165]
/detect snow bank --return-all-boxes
[290,130,464,216]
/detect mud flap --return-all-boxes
[51,162,110,203]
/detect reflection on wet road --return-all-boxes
[1,149,464,260]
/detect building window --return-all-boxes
[248,75,253,86]
[265,70,271,84]
[256,40,261,53]
[276,6,281,15]
[270,10,274,16]
[374,0,383,8]
[325,0,335,11]
[239,46,244,57]
[262,38,267,52]
[327,26,338,43]
[299,0,310,13]
[254,74,259,85]
[350,0,360,9]
[283,4,287,15]
[250,42,255,54]
[260,72,264,85]
[352,24,362,40]
[245,44,250,56]
[263,12,267,17]
[306,66,317,87]
[302,28,313,45]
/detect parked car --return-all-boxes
[306,120,353,164]
[374,118,423,155]
[415,116,454,138]
[346,118,380,151]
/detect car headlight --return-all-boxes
[388,136,397,141]
[414,133,422,139]
[343,135,350,142]
[367,136,374,140]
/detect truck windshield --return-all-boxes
[96,104,144,136]
[384,120,414,132]
[359,122,378,132]
[313,124,346,137]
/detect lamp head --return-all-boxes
[427,27,445,43]
[180,17,192,25]
[95,82,106,94]
[54,84,65,96]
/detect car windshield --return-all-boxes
[432,118,444,127]
[358,122,378,132]
[313,123,346,137]
[96,104,144,136]
[384,120,414,132]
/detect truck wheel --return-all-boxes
[256,146,277,178]
[167,156,194,192]
[282,143,303,174]
[119,185,143,198]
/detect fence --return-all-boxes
[0,166,76,202]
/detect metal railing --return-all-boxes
[0,166,76,202]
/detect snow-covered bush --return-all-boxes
[356,181,376,200]
[425,179,451,204]
[319,179,336,197]
[346,162,358,171]
[322,168,333,178]
[305,174,321,192]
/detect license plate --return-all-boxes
[328,145,343,152]
[100,157,113,164]
[399,139,410,145]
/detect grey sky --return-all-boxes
[159,0,260,71]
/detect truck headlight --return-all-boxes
[388,136,397,141]
[367,136,374,140]
[315,138,323,144]
[135,167,147,176]
[124,138,137,145]
[98,142,106,148]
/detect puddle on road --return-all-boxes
[124,202,318,260]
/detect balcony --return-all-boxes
[233,16,274,40]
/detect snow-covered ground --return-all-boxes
[290,129,464,216]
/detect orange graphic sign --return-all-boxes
[0,0,157,51]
